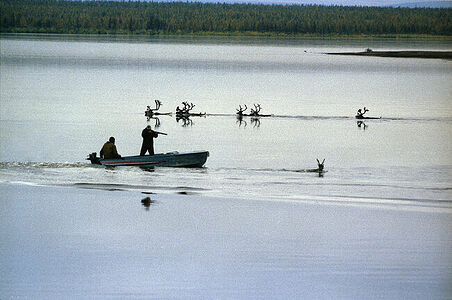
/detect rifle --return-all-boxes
[153,130,167,136]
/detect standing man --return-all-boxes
[100,137,121,159]
[140,125,159,156]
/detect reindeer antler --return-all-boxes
[254,103,261,114]
[236,104,247,113]
[154,99,161,111]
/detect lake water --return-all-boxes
[1,34,451,298]
[1,34,451,206]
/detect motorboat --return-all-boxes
[87,151,209,168]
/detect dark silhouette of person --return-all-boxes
[140,125,158,156]
[100,137,121,159]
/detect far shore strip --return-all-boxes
[326,50,452,59]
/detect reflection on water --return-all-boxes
[139,166,156,172]
[176,116,193,127]
[250,117,261,128]
[357,120,368,129]
[146,116,161,128]
[236,115,247,127]
[236,115,267,128]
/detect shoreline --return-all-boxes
[327,50,452,59]
[2,32,452,40]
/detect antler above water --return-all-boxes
[236,104,247,114]
[154,100,162,111]
[250,103,261,116]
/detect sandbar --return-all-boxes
[327,50,452,59]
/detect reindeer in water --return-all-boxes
[297,159,325,174]
[145,100,161,116]
[236,104,247,117]
[236,104,247,127]
[176,101,205,117]
[356,107,369,118]
[145,100,171,117]
[249,104,261,116]
[176,101,191,115]
[250,104,271,117]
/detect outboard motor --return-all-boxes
[87,152,101,165]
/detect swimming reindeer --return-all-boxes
[145,100,171,117]
[249,104,261,116]
[298,159,325,173]
[236,103,271,117]
[176,101,206,117]
[356,106,369,117]
[250,104,271,117]
[236,104,247,116]
[145,100,161,115]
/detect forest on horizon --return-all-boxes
[1,0,451,36]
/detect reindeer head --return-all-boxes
[316,159,325,171]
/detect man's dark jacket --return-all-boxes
[100,141,120,159]
[140,128,158,156]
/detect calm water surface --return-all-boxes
[1,34,451,207]
[1,34,451,298]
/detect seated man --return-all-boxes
[100,136,121,159]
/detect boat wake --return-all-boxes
[71,182,209,194]
[209,114,452,122]
[0,161,91,169]
[1,161,451,213]
[280,194,452,213]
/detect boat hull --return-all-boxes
[89,151,209,168]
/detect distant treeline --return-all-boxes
[1,0,451,36]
